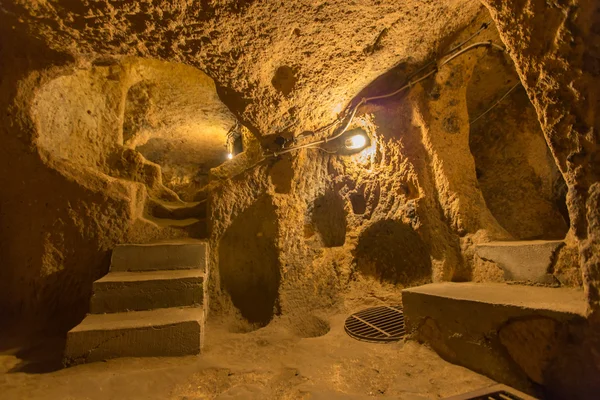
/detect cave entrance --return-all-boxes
[122,58,237,201]
[218,196,281,327]
[467,57,569,240]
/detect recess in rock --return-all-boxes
[1,1,599,399]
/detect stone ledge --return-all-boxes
[403,282,588,396]
[111,241,208,272]
[64,307,203,366]
[90,269,204,313]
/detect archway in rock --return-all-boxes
[467,54,569,240]
[219,195,281,326]
[33,57,237,204]
[122,59,237,201]
[310,189,347,248]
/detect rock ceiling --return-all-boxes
[6,0,482,135]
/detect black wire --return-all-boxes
[470,82,521,124]
[304,21,494,140]
[273,21,498,157]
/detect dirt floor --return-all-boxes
[0,294,494,400]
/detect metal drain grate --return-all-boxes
[443,384,536,400]
[344,305,405,342]
[456,391,524,400]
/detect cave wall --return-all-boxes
[208,13,574,326]
[1,1,490,331]
[2,0,599,337]
[5,0,483,141]
[0,24,234,331]
[481,0,600,314]
[0,29,151,331]
[467,53,569,241]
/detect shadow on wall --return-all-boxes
[466,52,569,240]
[219,195,280,326]
[311,189,347,247]
[499,316,600,399]
[355,219,432,286]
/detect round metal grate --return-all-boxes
[344,305,405,342]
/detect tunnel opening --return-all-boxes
[467,53,569,240]
[219,195,281,327]
[121,59,237,201]
[310,189,347,247]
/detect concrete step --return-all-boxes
[402,282,586,396]
[111,240,208,272]
[90,269,204,313]
[474,240,563,284]
[64,307,203,366]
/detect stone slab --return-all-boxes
[64,307,203,366]
[402,282,586,395]
[90,269,204,313]
[111,241,208,272]
[475,240,563,283]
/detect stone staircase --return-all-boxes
[63,240,207,366]
[142,197,208,238]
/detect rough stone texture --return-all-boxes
[467,54,569,240]
[90,269,204,314]
[121,59,236,200]
[4,0,483,137]
[0,26,226,331]
[0,7,596,391]
[0,0,597,396]
[471,254,506,283]
[474,240,563,284]
[551,242,584,287]
[0,1,489,332]
[480,0,600,314]
[498,317,562,385]
[63,307,203,365]
[402,282,597,399]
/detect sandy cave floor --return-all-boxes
[0,295,494,400]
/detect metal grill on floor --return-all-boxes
[443,384,535,400]
[464,392,525,400]
[344,305,405,342]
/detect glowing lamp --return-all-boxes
[344,132,368,150]
[227,153,234,160]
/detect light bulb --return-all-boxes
[345,134,367,150]
[227,153,233,160]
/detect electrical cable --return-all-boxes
[313,147,338,155]
[470,81,521,124]
[405,21,492,82]
[268,40,505,158]
[296,21,493,140]
[272,99,363,156]
[438,41,504,66]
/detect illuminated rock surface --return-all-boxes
[1,0,599,398]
